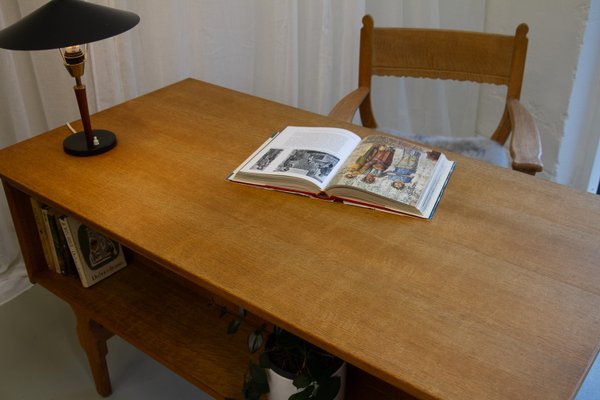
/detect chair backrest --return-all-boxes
[358,15,529,144]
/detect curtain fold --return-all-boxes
[0,0,366,305]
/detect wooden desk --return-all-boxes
[1,78,599,400]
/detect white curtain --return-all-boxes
[0,0,366,305]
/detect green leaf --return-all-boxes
[293,373,312,389]
[248,362,268,385]
[227,319,241,335]
[258,351,271,368]
[314,376,341,400]
[306,353,329,384]
[243,362,269,400]
[243,379,268,400]
[247,330,264,353]
[289,385,314,400]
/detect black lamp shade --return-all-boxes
[0,0,140,50]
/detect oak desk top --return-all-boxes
[1,79,599,400]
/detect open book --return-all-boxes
[228,126,455,219]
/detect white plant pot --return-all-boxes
[266,361,346,400]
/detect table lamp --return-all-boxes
[0,0,140,156]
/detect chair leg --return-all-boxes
[71,306,114,397]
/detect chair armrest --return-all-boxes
[508,98,543,175]
[328,87,370,122]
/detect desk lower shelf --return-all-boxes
[33,252,405,400]
[35,255,253,399]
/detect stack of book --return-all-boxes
[30,198,127,287]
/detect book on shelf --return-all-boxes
[30,198,56,272]
[41,205,68,274]
[54,212,79,278]
[228,126,455,219]
[58,215,127,287]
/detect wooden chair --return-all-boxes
[329,15,543,175]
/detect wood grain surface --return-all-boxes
[1,79,599,400]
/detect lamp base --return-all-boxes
[63,130,117,156]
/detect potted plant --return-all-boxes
[225,308,346,400]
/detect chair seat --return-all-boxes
[381,128,511,168]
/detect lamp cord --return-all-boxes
[66,122,77,134]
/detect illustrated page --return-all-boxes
[329,136,442,207]
[238,126,362,189]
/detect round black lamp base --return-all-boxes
[63,130,117,156]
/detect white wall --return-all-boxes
[483,0,590,181]
[556,0,600,191]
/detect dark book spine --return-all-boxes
[56,216,79,278]
[46,211,67,275]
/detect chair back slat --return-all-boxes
[371,28,518,85]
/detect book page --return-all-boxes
[237,126,362,190]
[327,135,444,210]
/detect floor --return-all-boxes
[0,285,598,400]
[0,285,211,400]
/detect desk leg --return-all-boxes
[72,306,114,397]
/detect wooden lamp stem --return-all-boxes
[73,79,94,147]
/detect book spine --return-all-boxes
[58,216,90,287]
[45,210,67,275]
[29,198,56,272]
[40,206,63,274]
[55,217,78,278]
